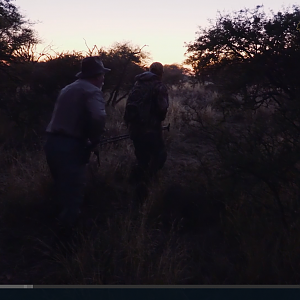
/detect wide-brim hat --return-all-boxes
[76,56,111,79]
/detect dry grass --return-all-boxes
[1,84,300,284]
[52,195,192,284]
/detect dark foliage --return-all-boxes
[96,42,149,106]
[185,5,300,229]
[162,64,189,88]
[0,0,39,66]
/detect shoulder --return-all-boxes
[89,89,105,103]
[76,79,104,98]
[74,79,98,92]
[154,81,168,94]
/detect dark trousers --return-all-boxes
[132,131,167,179]
[44,134,88,227]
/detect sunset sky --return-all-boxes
[17,0,295,66]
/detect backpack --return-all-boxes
[124,80,157,126]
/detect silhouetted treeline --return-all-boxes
[0,0,187,148]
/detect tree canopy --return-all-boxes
[185,5,300,103]
[162,64,190,88]
[182,6,300,228]
[96,42,149,106]
[0,0,39,67]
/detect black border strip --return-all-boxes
[0,287,300,300]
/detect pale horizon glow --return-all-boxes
[16,0,296,66]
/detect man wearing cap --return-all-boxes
[44,56,111,231]
[126,62,169,183]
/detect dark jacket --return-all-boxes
[128,71,169,138]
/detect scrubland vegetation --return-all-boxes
[1,0,300,284]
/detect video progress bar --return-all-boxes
[0,285,33,288]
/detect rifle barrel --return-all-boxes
[99,134,130,145]
[99,123,170,146]
[99,135,130,145]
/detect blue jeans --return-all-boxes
[44,134,89,227]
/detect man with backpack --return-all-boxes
[44,56,110,234]
[124,62,169,183]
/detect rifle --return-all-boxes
[93,123,171,167]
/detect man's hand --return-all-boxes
[84,139,101,166]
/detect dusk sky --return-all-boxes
[17,0,295,66]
